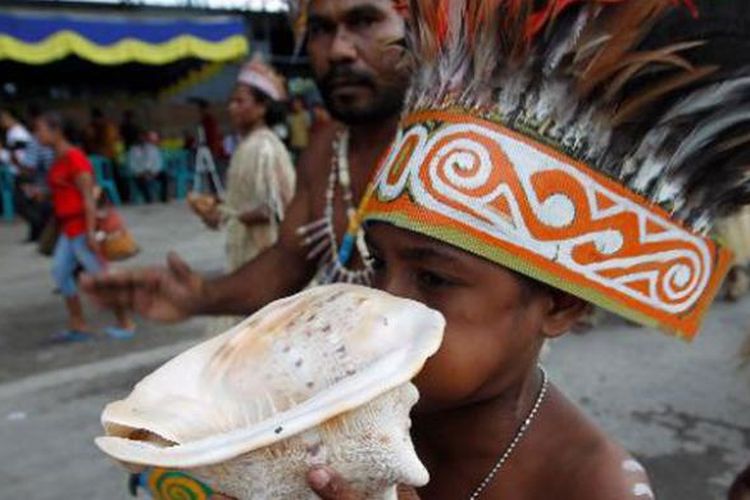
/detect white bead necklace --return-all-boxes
[297,129,373,286]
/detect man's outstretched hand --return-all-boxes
[80,252,206,323]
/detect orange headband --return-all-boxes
[363,110,732,340]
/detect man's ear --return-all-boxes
[540,290,589,339]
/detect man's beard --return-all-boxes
[319,65,405,125]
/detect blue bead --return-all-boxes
[338,234,356,264]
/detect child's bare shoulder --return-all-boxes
[548,419,653,500]
[534,391,654,500]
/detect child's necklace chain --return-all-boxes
[469,365,549,499]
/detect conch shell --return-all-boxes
[95,284,445,499]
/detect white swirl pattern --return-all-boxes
[372,122,713,314]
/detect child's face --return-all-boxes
[366,223,555,413]
[228,85,264,131]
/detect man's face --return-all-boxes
[307,0,409,125]
[366,223,557,413]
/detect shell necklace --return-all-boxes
[468,366,549,500]
[297,129,373,286]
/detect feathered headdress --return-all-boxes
[363,0,750,339]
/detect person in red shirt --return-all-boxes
[35,112,134,342]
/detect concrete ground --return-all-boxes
[0,202,748,499]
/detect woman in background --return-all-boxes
[191,56,296,332]
[35,112,134,341]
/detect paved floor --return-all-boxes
[0,201,223,382]
[0,202,748,499]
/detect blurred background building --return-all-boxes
[0,0,312,138]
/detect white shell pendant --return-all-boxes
[96,284,445,499]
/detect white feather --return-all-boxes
[660,76,750,124]
[666,106,750,173]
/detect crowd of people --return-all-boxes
[1,92,329,223]
[0,77,329,342]
[3,0,750,498]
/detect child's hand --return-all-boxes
[200,207,222,229]
[308,467,363,500]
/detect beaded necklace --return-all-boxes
[297,129,374,286]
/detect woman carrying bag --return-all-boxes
[35,112,135,342]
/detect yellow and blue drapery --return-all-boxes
[0,11,249,66]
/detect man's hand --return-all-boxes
[80,252,206,323]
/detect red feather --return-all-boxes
[436,1,450,45]
[524,0,697,41]
[673,0,699,18]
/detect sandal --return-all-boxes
[103,326,135,340]
[51,330,93,343]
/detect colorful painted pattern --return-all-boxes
[364,111,732,339]
[139,468,214,499]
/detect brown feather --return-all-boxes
[718,132,750,153]
[601,42,703,100]
[576,0,674,94]
[612,65,718,125]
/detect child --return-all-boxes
[306,0,748,498]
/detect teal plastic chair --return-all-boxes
[119,160,145,205]
[89,155,122,206]
[164,149,192,200]
[0,164,14,222]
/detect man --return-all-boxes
[0,109,32,175]
[0,109,51,241]
[82,0,410,327]
[85,2,411,497]
[127,130,167,203]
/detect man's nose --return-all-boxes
[329,27,358,63]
